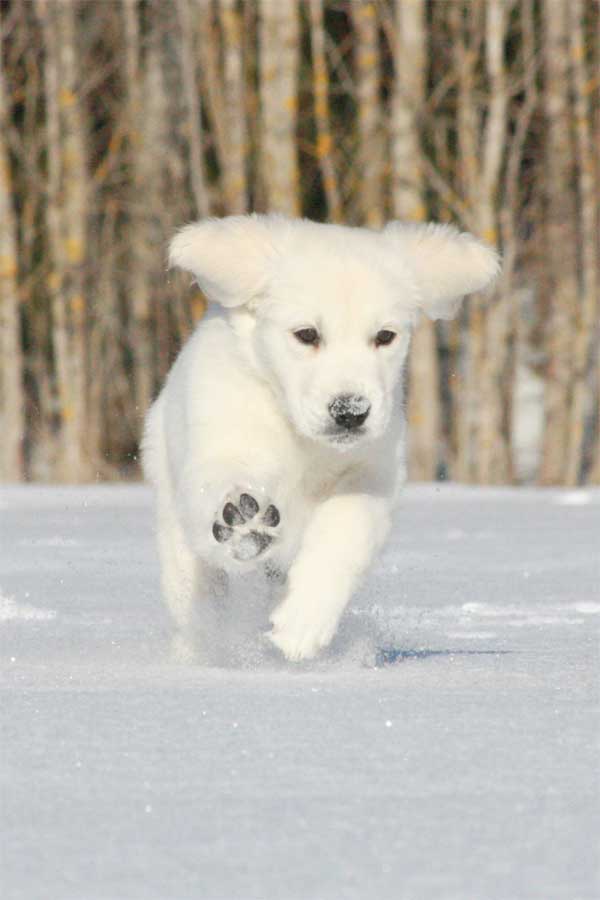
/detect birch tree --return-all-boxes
[538,0,579,485]
[220,0,247,214]
[449,1,512,483]
[57,1,88,472]
[477,0,512,484]
[308,0,342,222]
[0,24,24,480]
[451,1,484,482]
[176,0,210,218]
[564,0,599,485]
[123,0,153,423]
[259,0,300,215]
[352,0,383,226]
[389,0,440,480]
[142,10,173,382]
[37,0,89,482]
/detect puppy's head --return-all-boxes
[170,215,499,451]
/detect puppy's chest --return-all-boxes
[296,453,357,502]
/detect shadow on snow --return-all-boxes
[375,647,513,666]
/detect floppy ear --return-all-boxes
[168,214,283,307]
[383,222,500,320]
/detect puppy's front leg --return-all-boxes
[269,493,390,661]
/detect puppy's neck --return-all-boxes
[225,307,263,372]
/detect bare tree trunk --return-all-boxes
[308,0,342,222]
[591,11,600,485]
[123,0,154,426]
[219,0,247,214]
[391,0,425,224]
[453,2,481,219]
[143,21,174,382]
[451,1,483,482]
[259,0,300,215]
[0,28,24,481]
[88,204,116,477]
[590,356,600,484]
[39,0,71,482]
[503,0,539,483]
[16,3,56,478]
[58,0,89,478]
[564,0,599,485]
[539,0,578,485]
[38,0,89,482]
[449,1,511,484]
[197,1,228,196]
[352,0,383,227]
[176,0,210,218]
[390,0,439,480]
[476,0,511,484]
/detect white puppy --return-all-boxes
[142,215,498,663]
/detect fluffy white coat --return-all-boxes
[142,215,499,662]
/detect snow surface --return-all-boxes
[1,483,599,900]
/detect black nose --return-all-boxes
[329,394,371,430]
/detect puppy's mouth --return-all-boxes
[323,427,367,448]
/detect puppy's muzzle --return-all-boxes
[328,394,371,430]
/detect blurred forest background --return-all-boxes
[0,0,598,485]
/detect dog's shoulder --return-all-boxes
[174,312,239,381]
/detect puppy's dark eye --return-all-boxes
[375,329,396,347]
[294,328,320,346]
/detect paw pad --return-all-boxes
[212,492,281,561]
[239,493,259,519]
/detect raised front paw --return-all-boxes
[212,491,281,562]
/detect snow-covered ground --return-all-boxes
[1,483,599,900]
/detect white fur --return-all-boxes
[143,215,499,662]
